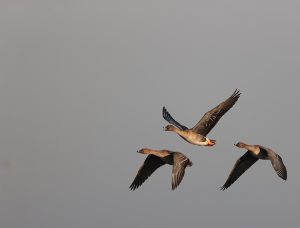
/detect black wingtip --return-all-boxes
[129,181,139,191]
[129,185,137,191]
[228,89,241,103]
[162,106,166,115]
[162,106,170,120]
[232,89,241,97]
[220,186,227,191]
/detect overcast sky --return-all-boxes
[1,1,300,228]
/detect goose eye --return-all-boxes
[201,137,207,142]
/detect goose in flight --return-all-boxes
[130,148,193,191]
[163,89,241,146]
[221,142,287,190]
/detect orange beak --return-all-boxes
[207,139,216,147]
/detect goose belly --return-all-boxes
[183,134,207,146]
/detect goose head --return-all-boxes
[234,142,247,148]
[163,125,176,131]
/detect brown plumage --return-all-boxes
[221,142,287,190]
[163,89,241,146]
[129,148,193,191]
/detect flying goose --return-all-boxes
[221,142,287,190]
[129,148,193,191]
[163,89,241,146]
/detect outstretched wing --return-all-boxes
[268,150,287,180]
[221,151,258,190]
[192,89,241,136]
[162,107,188,130]
[171,153,191,190]
[129,155,166,191]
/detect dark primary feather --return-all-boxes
[221,151,258,190]
[171,153,191,190]
[192,89,241,136]
[129,155,166,191]
[162,107,188,131]
[269,151,287,181]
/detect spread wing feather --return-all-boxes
[162,107,189,131]
[171,153,191,190]
[192,89,241,136]
[221,151,258,190]
[130,155,166,191]
[268,150,287,180]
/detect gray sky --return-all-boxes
[1,1,300,228]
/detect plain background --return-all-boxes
[1,1,300,228]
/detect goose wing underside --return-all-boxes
[268,150,287,180]
[171,153,191,190]
[162,107,188,131]
[221,151,258,190]
[130,155,166,191]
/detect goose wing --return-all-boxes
[221,151,258,190]
[267,149,287,180]
[162,107,188,131]
[192,89,241,136]
[130,155,166,191]
[171,153,191,190]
